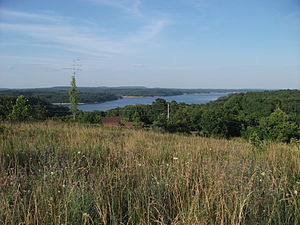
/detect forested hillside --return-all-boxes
[0,96,70,120]
[1,89,299,143]
[0,90,119,103]
[106,90,300,142]
[0,87,252,100]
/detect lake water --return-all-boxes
[78,93,230,111]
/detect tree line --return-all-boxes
[104,90,300,142]
[1,89,299,143]
[0,90,119,103]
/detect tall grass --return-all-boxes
[0,121,299,224]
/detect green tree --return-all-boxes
[0,96,14,121]
[68,75,78,119]
[200,106,242,138]
[256,109,300,142]
[8,95,32,121]
[76,111,102,124]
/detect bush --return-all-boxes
[258,109,300,142]
[76,111,102,124]
[8,96,33,121]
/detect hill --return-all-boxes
[0,121,299,224]
[0,87,256,103]
[0,90,119,104]
[105,89,300,141]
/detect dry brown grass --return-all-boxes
[0,121,299,224]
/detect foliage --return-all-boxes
[0,96,14,120]
[1,89,299,143]
[255,109,300,142]
[0,90,119,104]
[68,75,78,119]
[105,90,300,142]
[0,96,70,121]
[76,111,103,124]
[8,95,33,121]
[200,106,242,138]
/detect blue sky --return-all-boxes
[0,0,299,89]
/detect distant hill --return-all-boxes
[0,86,266,104]
[0,86,262,96]
[0,90,119,104]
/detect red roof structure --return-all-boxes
[124,121,145,127]
[101,117,122,126]
[101,117,145,127]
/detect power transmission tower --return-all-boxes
[63,58,82,77]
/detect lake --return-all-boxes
[78,93,230,111]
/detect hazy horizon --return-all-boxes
[0,0,299,89]
[0,85,295,91]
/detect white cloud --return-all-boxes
[86,0,142,17]
[0,8,169,58]
[0,9,62,22]
[127,20,169,43]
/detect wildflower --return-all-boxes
[62,184,66,188]
[261,172,266,176]
[50,172,54,175]
[173,157,178,160]
[0,183,6,187]
[137,163,142,167]
[77,151,81,154]
[294,190,298,195]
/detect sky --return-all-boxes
[0,0,299,89]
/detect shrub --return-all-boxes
[257,109,300,142]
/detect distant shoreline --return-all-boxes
[53,92,232,105]
[122,95,161,98]
[52,103,85,105]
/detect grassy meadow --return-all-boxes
[0,121,299,224]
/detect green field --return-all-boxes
[0,122,299,224]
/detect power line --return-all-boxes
[63,58,82,77]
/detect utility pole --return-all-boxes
[167,103,170,120]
